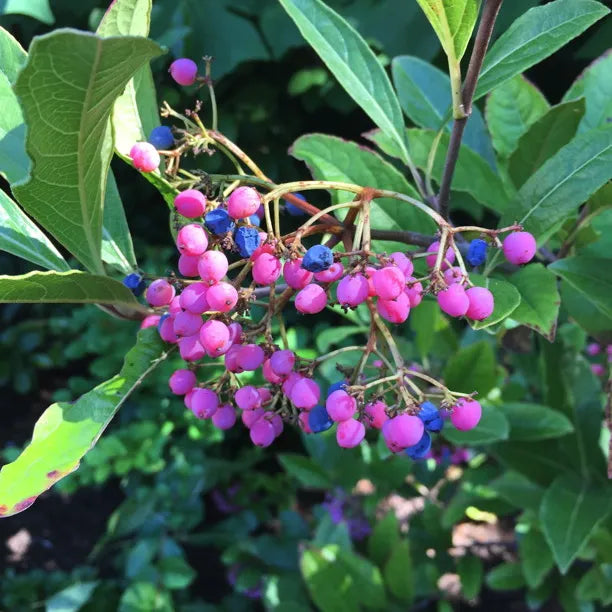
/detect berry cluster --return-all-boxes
[127,56,539,456]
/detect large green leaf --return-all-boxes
[500,402,573,441]
[540,474,612,573]
[97,0,161,155]
[290,134,435,237]
[563,50,612,133]
[519,529,554,589]
[0,329,168,517]
[488,470,544,511]
[12,30,162,274]
[415,0,481,61]
[475,0,610,99]
[0,0,54,24]
[508,263,560,341]
[278,453,332,488]
[469,275,521,330]
[0,70,28,184]
[383,540,413,604]
[391,55,495,166]
[457,556,484,600]
[549,256,612,319]
[508,99,585,189]
[0,24,27,83]
[497,127,612,245]
[443,340,497,396]
[560,282,612,335]
[485,75,549,157]
[367,512,398,567]
[278,0,410,165]
[0,270,141,306]
[443,408,509,445]
[0,190,69,271]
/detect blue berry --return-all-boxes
[309,404,333,433]
[234,226,261,257]
[418,401,444,432]
[157,312,170,331]
[467,239,488,267]
[205,208,235,235]
[148,125,174,150]
[248,214,261,227]
[122,273,146,296]
[302,245,333,272]
[327,380,348,396]
[405,431,431,460]
[285,193,306,216]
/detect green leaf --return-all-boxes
[508,264,560,341]
[476,0,610,99]
[540,473,612,573]
[278,453,332,488]
[391,55,495,165]
[102,171,137,273]
[443,408,509,445]
[0,70,29,184]
[488,470,544,511]
[0,25,27,83]
[469,275,521,330]
[415,0,481,61]
[549,256,612,319]
[496,127,612,246]
[290,134,435,238]
[500,402,573,441]
[118,581,173,612]
[278,0,411,165]
[457,555,483,600]
[316,325,368,353]
[410,299,448,358]
[576,564,612,605]
[508,99,586,189]
[0,190,70,271]
[159,556,196,589]
[485,562,525,590]
[12,30,162,274]
[519,529,554,589]
[443,341,497,396]
[46,581,99,612]
[367,512,399,567]
[383,540,413,603]
[338,550,387,609]
[0,328,169,517]
[485,75,549,157]
[560,282,612,335]
[313,514,352,551]
[563,50,612,133]
[0,0,54,24]
[0,270,141,305]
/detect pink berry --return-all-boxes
[242,407,264,428]
[174,189,206,218]
[426,240,455,269]
[450,398,482,431]
[173,310,203,337]
[336,418,365,448]
[364,266,378,297]
[169,296,182,315]
[284,259,313,289]
[235,344,265,371]
[179,282,209,314]
[235,385,262,410]
[314,262,344,283]
[326,390,356,422]
[502,232,536,265]
[383,414,424,452]
[586,343,601,356]
[191,388,219,419]
[146,279,175,307]
[282,372,303,397]
[270,350,295,377]
[228,322,243,345]
[438,283,469,317]
[295,284,327,314]
[263,358,284,384]
[159,316,179,343]
[377,292,410,324]
[184,389,195,409]
[212,404,236,430]
[178,254,201,277]
[265,413,284,437]
[176,224,208,257]
[169,369,196,395]
[179,334,206,361]
[258,387,272,404]
[364,400,388,429]
[198,250,229,284]
[299,411,313,434]
[199,319,230,356]
[290,378,320,410]
[390,252,414,277]
[252,253,282,285]
[373,266,406,300]
[206,282,238,312]
[224,345,242,372]
[337,274,368,308]
[169,58,198,86]
[227,186,261,219]
[607,345,612,356]
[250,418,276,447]
[591,364,605,376]
[140,314,161,329]
[405,277,423,308]
[443,267,463,285]
[129,142,160,172]
[465,287,494,321]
